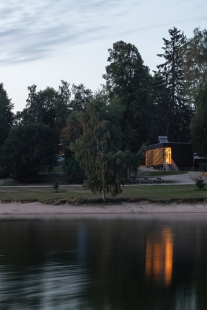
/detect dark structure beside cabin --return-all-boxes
[146,136,193,171]
[194,154,207,170]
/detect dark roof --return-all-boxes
[147,142,192,150]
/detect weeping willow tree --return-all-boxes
[69,92,127,201]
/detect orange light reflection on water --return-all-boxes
[145,228,173,286]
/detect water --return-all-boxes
[0,214,207,309]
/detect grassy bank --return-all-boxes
[0,184,207,204]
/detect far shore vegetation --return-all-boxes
[1,27,207,201]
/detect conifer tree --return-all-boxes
[150,73,171,143]
[155,27,193,142]
[0,83,14,146]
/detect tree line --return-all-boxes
[0,27,207,198]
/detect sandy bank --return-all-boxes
[0,201,207,216]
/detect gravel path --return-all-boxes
[160,171,197,184]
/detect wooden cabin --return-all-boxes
[145,136,194,171]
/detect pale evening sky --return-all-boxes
[0,0,206,112]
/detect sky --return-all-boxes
[0,0,207,112]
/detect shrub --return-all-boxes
[53,179,59,192]
[191,172,207,190]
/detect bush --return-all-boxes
[53,179,59,192]
[191,172,207,190]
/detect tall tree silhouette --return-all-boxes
[0,83,14,146]
[103,41,152,152]
[155,27,193,142]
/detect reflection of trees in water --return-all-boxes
[0,262,90,309]
[0,221,91,309]
[175,285,196,310]
[84,222,175,310]
[0,221,79,268]
[0,219,207,309]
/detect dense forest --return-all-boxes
[0,27,207,197]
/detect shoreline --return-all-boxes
[1,201,207,217]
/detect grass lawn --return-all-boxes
[0,184,207,203]
[141,171,188,177]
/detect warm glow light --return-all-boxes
[145,228,173,286]
[164,147,172,164]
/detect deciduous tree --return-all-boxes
[69,93,126,201]
[0,123,59,181]
[183,28,207,108]
[17,81,70,132]
[190,84,207,156]
[103,41,152,152]
[69,84,93,111]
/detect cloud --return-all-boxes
[0,0,205,64]
[0,0,138,64]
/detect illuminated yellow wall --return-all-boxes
[164,147,172,164]
[146,150,153,166]
[145,147,172,166]
[153,148,163,165]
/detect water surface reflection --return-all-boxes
[0,215,207,309]
[146,228,173,286]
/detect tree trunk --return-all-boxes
[102,190,106,202]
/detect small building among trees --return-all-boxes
[145,136,194,171]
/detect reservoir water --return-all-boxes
[0,214,207,309]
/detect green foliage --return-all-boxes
[103,40,152,153]
[0,123,59,181]
[0,114,10,147]
[64,151,80,181]
[191,173,206,190]
[183,28,207,108]
[190,84,207,156]
[69,84,93,111]
[0,83,14,146]
[16,81,70,132]
[150,73,171,141]
[53,179,59,192]
[155,27,193,142]
[124,144,147,178]
[60,111,83,181]
[69,92,126,200]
